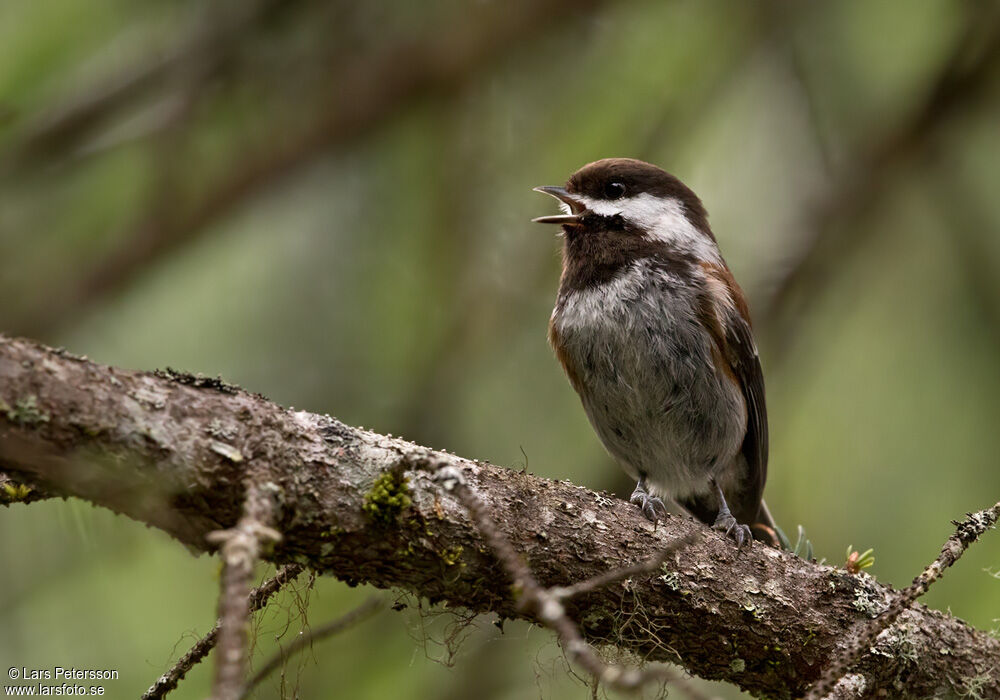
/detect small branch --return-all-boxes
[142,564,305,700]
[803,502,1000,700]
[427,462,706,698]
[2,335,999,698]
[246,566,307,616]
[207,483,282,700]
[240,595,386,699]
[551,533,699,602]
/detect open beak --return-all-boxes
[532,186,587,225]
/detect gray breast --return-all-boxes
[552,260,746,500]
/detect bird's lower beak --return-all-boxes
[532,186,587,225]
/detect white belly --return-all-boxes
[552,261,747,500]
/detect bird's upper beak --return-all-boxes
[532,186,587,225]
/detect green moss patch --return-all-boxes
[1,395,49,425]
[362,470,411,524]
[1,482,33,503]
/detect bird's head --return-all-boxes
[533,158,717,261]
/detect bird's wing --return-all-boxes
[725,305,768,514]
[697,262,768,524]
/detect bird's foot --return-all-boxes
[712,511,752,548]
[709,476,752,548]
[630,482,667,522]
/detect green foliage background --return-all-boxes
[2,1,999,697]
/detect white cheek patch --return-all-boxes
[574,193,720,262]
[572,194,621,218]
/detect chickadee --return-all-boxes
[534,158,776,547]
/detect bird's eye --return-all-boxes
[604,181,626,200]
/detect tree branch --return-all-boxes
[142,564,305,700]
[429,462,701,696]
[1,334,998,698]
[240,595,386,700]
[207,482,281,700]
[804,503,1000,699]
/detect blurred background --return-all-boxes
[2,0,999,697]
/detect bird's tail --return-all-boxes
[751,499,791,549]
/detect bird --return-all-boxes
[533,157,776,547]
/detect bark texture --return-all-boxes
[0,335,997,699]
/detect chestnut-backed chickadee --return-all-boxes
[534,158,775,547]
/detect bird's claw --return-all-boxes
[630,487,667,523]
[712,511,751,548]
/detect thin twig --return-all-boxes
[428,462,710,699]
[239,595,386,699]
[206,482,282,700]
[142,564,305,700]
[803,502,1000,700]
[551,532,699,601]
